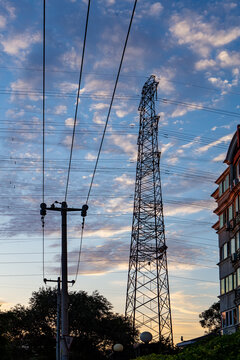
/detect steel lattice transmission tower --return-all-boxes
[125,75,173,344]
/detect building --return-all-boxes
[212,125,240,334]
[176,333,217,348]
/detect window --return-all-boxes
[226,276,229,293]
[226,312,229,326]
[236,196,239,214]
[223,243,228,259]
[237,268,240,287]
[225,175,230,190]
[231,238,236,255]
[222,309,239,328]
[219,175,230,196]
[221,278,225,295]
[221,272,238,294]
[229,204,233,221]
[233,308,237,324]
[220,213,224,228]
[222,312,226,327]
[234,162,240,180]
[219,184,222,197]
[236,232,240,251]
[229,274,233,292]
[234,273,237,289]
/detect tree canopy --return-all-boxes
[0,287,137,360]
[133,331,240,360]
[198,301,221,334]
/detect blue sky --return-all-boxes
[0,0,240,343]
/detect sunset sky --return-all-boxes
[0,0,240,344]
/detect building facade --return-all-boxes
[212,125,240,334]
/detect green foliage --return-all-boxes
[133,330,240,360]
[199,301,221,334]
[0,287,137,360]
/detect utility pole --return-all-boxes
[40,201,88,360]
[125,75,173,344]
[57,277,61,360]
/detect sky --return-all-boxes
[0,0,239,344]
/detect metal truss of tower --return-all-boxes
[125,75,173,344]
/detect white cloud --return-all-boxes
[93,112,105,124]
[2,1,16,18]
[197,133,233,153]
[148,2,163,17]
[116,109,129,118]
[54,105,67,115]
[81,76,112,96]
[211,124,231,131]
[166,156,178,165]
[170,104,199,118]
[181,136,201,149]
[59,81,78,93]
[212,153,225,162]
[0,31,41,57]
[155,68,176,94]
[161,142,173,154]
[217,50,240,67]
[165,199,214,216]
[63,135,72,147]
[10,79,41,102]
[85,153,97,161]
[61,47,81,70]
[85,226,130,238]
[158,111,168,126]
[90,103,109,111]
[138,2,163,18]
[110,133,137,159]
[65,117,75,127]
[196,50,240,72]
[114,173,134,186]
[208,76,231,93]
[195,59,216,70]
[207,68,239,94]
[223,2,237,9]
[0,15,6,28]
[170,14,240,56]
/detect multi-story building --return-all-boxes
[212,125,240,334]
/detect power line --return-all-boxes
[65,0,91,201]
[159,97,240,118]
[86,0,138,204]
[42,0,46,282]
[0,273,218,284]
[42,0,46,204]
[0,259,217,269]
[73,219,85,284]
[2,86,240,119]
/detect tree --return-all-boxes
[199,301,221,334]
[0,288,137,360]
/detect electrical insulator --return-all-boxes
[40,202,47,216]
[81,204,88,217]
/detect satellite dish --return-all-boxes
[113,344,123,352]
[140,331,152,344]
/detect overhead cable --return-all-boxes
[42,0,46,281]
[86,0,138,204]
[64,0,91,201]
